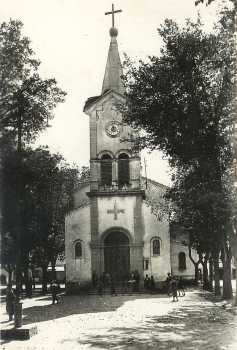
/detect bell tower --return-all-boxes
[83,5,145,280]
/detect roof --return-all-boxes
[84,30,125,113]
[101,35,125,95]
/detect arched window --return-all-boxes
[178,252,186,270]
[75,241,82,259]
[101,154,112,186]
[151,238,161,256]
[118,153,130,188]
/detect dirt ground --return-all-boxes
[1,289,237,350]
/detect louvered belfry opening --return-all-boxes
[118,153,130,188]
[101,154,112,186]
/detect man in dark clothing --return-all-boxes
[166,273,172,296]
[97,277,103,296]
[178,277,185,297]
[170,277,179,302]
[51,280,59,304]
[92,271,98,289]
[110,277,117,296]
[134,270,140,292]
[144,274,149,291]
[6,285,15,321]
[150,275,155,293]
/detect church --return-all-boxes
[65,6,195,291]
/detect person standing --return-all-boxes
[166,273,172,296]
[92,271,98,289]
[51,280,59,305]
[178,277,185,297]
[97,277,103,296]
[150,275,155,293]
[144,274,149,291]
[6,285,15,321]
[134,270,140,292]
[170,277,178,302]
[110,277,117,296]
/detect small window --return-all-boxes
[151,238,161,256]
[178,252,186,270]
[143,258,149,270]
[75,241,82,259]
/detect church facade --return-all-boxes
[65,20,195,290]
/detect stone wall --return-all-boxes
[65,206,91,283]
[143,203,171,281]
[170,229,196,279]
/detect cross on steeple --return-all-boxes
[105,4,122,28]
[107,201,125,220]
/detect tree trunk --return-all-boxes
[202,256,209,290]
[222,248,233,300]
[209,258,213,292]
[235,269,237,306]
[194,263,199,284]
[188,245,200,285]
[7,265,13,286]
[235,268,237,306]
[213,252,221,296]
[24,267,32,298]
[51,258,56,281]
[24,267,29,297]
[42,265,48,294]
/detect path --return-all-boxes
[1,289,237,350]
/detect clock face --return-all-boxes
[105,121,121,138]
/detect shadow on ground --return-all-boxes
[64,294,237,350]
[21,293,166,325]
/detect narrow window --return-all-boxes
[143,258,149,270]
[152,238,160,256]
[178,252,186,270]
[75,241,82,259]
[101,154,112,186]
[118,153,129,188]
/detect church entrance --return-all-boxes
[104,231,130,281]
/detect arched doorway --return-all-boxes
[104,230,130,281]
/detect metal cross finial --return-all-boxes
[105,4,122,28]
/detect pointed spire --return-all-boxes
[101,27,125,95]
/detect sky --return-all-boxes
[1,0,219,186]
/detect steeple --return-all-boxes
[102,4,124,95]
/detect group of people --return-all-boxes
[5,280,61,322]
[166,273,185,302]
[92,270,141,296]
[144,274,156,292]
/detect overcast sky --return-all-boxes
[2,0,218,185]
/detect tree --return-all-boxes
[22,147,79,293]
[0,20,66,141]
[122,14,235,299]
[0,19,66,294]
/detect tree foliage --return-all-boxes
[1,145,80,283]
[122,7,236,297]
[0,19,67,291]
[0,19,66,145]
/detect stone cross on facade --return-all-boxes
[107,201,125,220]
[105,4,122,28]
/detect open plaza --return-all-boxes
[1,287,237,350]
